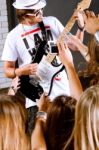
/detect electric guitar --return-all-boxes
[19,0,92,101]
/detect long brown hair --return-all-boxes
[64,85,99,150]
[0,94,30,150]
[78,35,99,89]
[88,35,99,63]
[79,35,99,75]
[45,95,76,150]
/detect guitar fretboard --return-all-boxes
[58,15,76,42]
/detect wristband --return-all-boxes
[77,23,85,32]
[36,111,47,121]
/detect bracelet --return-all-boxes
[36,111,47,121]
[77,23,85,32]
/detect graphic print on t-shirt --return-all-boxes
[21,26,53,62]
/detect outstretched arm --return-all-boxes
[67,10,85,51]
[57,42,83,100]
[31,94,51,150]
[66,34,90,62]
[75,11,85,41]
[31,118,47,150]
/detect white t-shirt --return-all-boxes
[2,16,70,108]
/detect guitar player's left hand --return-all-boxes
[65,33,84,51]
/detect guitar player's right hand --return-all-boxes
[20,63,38,76]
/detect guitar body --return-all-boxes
[19,75,43,101]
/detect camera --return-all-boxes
[48,41,58,54]
[51,45,58,53]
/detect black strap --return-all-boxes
[38,21,47,41]
[48,65,65,96]
[32,21,48,63]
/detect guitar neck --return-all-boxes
[58,14,76,42]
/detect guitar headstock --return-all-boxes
[58,0,92,41]
[77,0,92,11]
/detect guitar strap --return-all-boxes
[33,21,47,63]
[48,65,65,96]
[38,21,47,41]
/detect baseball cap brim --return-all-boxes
[13,0,46,10]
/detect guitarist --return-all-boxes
[1,0,84,135]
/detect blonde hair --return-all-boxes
[0,94,30,150]
[64,85,99,150]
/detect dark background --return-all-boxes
[44,0,99,26]
[7,0,99,70]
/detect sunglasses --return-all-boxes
[26,8,43,17]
